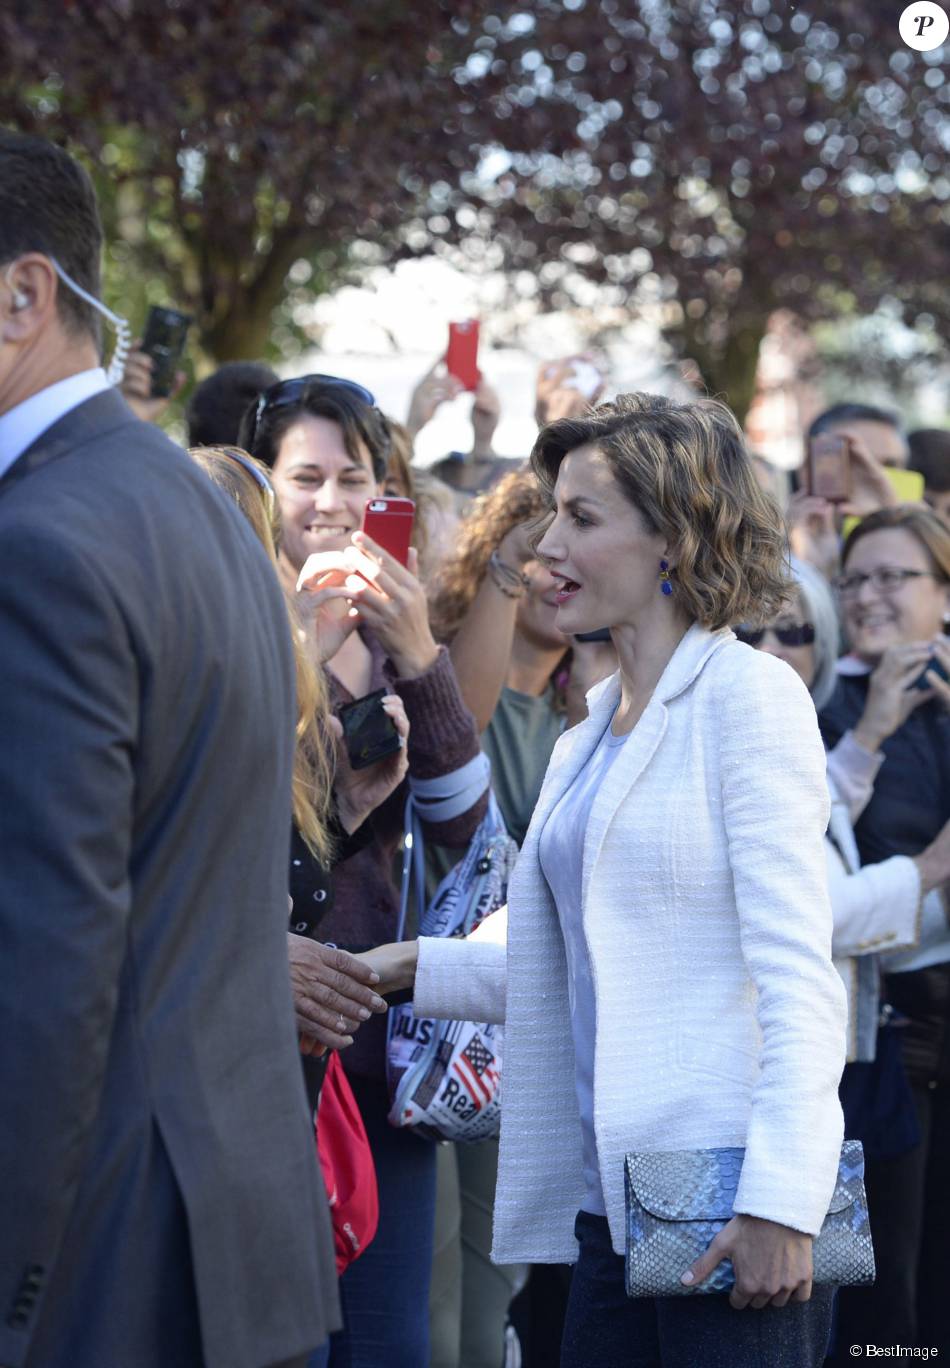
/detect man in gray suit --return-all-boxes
[0,132,340,1367]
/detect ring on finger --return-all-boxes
[336,1017,346,1034]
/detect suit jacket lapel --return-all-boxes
[0,388,136,497]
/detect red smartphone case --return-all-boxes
[360,497,415,567]
[446,320,480,391]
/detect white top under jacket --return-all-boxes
[415,623,848,1262]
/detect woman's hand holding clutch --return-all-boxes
[681,1213,814,1310]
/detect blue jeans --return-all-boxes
[561,1211,834,1368]
[326,1078,438,1368]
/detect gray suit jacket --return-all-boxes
[0,389,339,1368]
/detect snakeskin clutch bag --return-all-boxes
[624,1140,874,1297]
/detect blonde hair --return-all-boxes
[531,393,790,628]
[189,445,335,864]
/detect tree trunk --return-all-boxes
[199,224,319,363]
[678,311,767,429]
[703,317,768,429]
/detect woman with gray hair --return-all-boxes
[736,556,950,1064]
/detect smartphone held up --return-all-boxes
[140,305,192,398]
[807,435,851,503]
[361,497,415,567]
[446,320,480,391]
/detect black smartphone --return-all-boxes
[338,688,401,770]
[140,305,192,397]
[574,628,612,643]
[912,656,950,692]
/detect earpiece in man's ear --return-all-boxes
[4,271,29,310]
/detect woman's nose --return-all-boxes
[853,574,879,605]
[313,479,345,511]
[536,519,563,563]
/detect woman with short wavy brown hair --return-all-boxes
[362,392,848,1368]
[529,392,791,628]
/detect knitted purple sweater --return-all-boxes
[319,635,487,1082]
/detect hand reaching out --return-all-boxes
[535,356,605,427]
[406,359,464,437]
[834,431,899,519]
[471,378,501,456]
[786,492,841,582]
[353,941,419,996]
[287,934,388,1053]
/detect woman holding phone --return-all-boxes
[239,379,487,1368]
[360,393,847,1368]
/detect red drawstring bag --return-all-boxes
[316,1051,379,1275]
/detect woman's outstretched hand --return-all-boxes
[353,941,419,996]
[681,1214,814,1310]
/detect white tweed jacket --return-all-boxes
[415,623,847,1262]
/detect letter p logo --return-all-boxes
[900,2,949,49]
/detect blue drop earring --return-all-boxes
[659,560,673,596]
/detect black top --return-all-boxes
[288,814,372,942]
[819,674,950,865]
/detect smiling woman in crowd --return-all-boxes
[239,377,487,1368]
[818,505,950,1359]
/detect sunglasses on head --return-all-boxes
[734,623,816,648]
[207,446,277,518]
[248,373,377,449]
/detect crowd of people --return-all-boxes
[1,130,949,1368]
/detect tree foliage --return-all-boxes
[453,0,950,417]
[0,0,497,363]
[2,1,948,417]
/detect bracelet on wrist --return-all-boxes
[488,549,530,599]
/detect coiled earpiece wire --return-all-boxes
[49,258,131,385]
[4,258,131,385]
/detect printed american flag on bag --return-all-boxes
[386,791,515,1143]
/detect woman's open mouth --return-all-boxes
[554,577,581,604]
